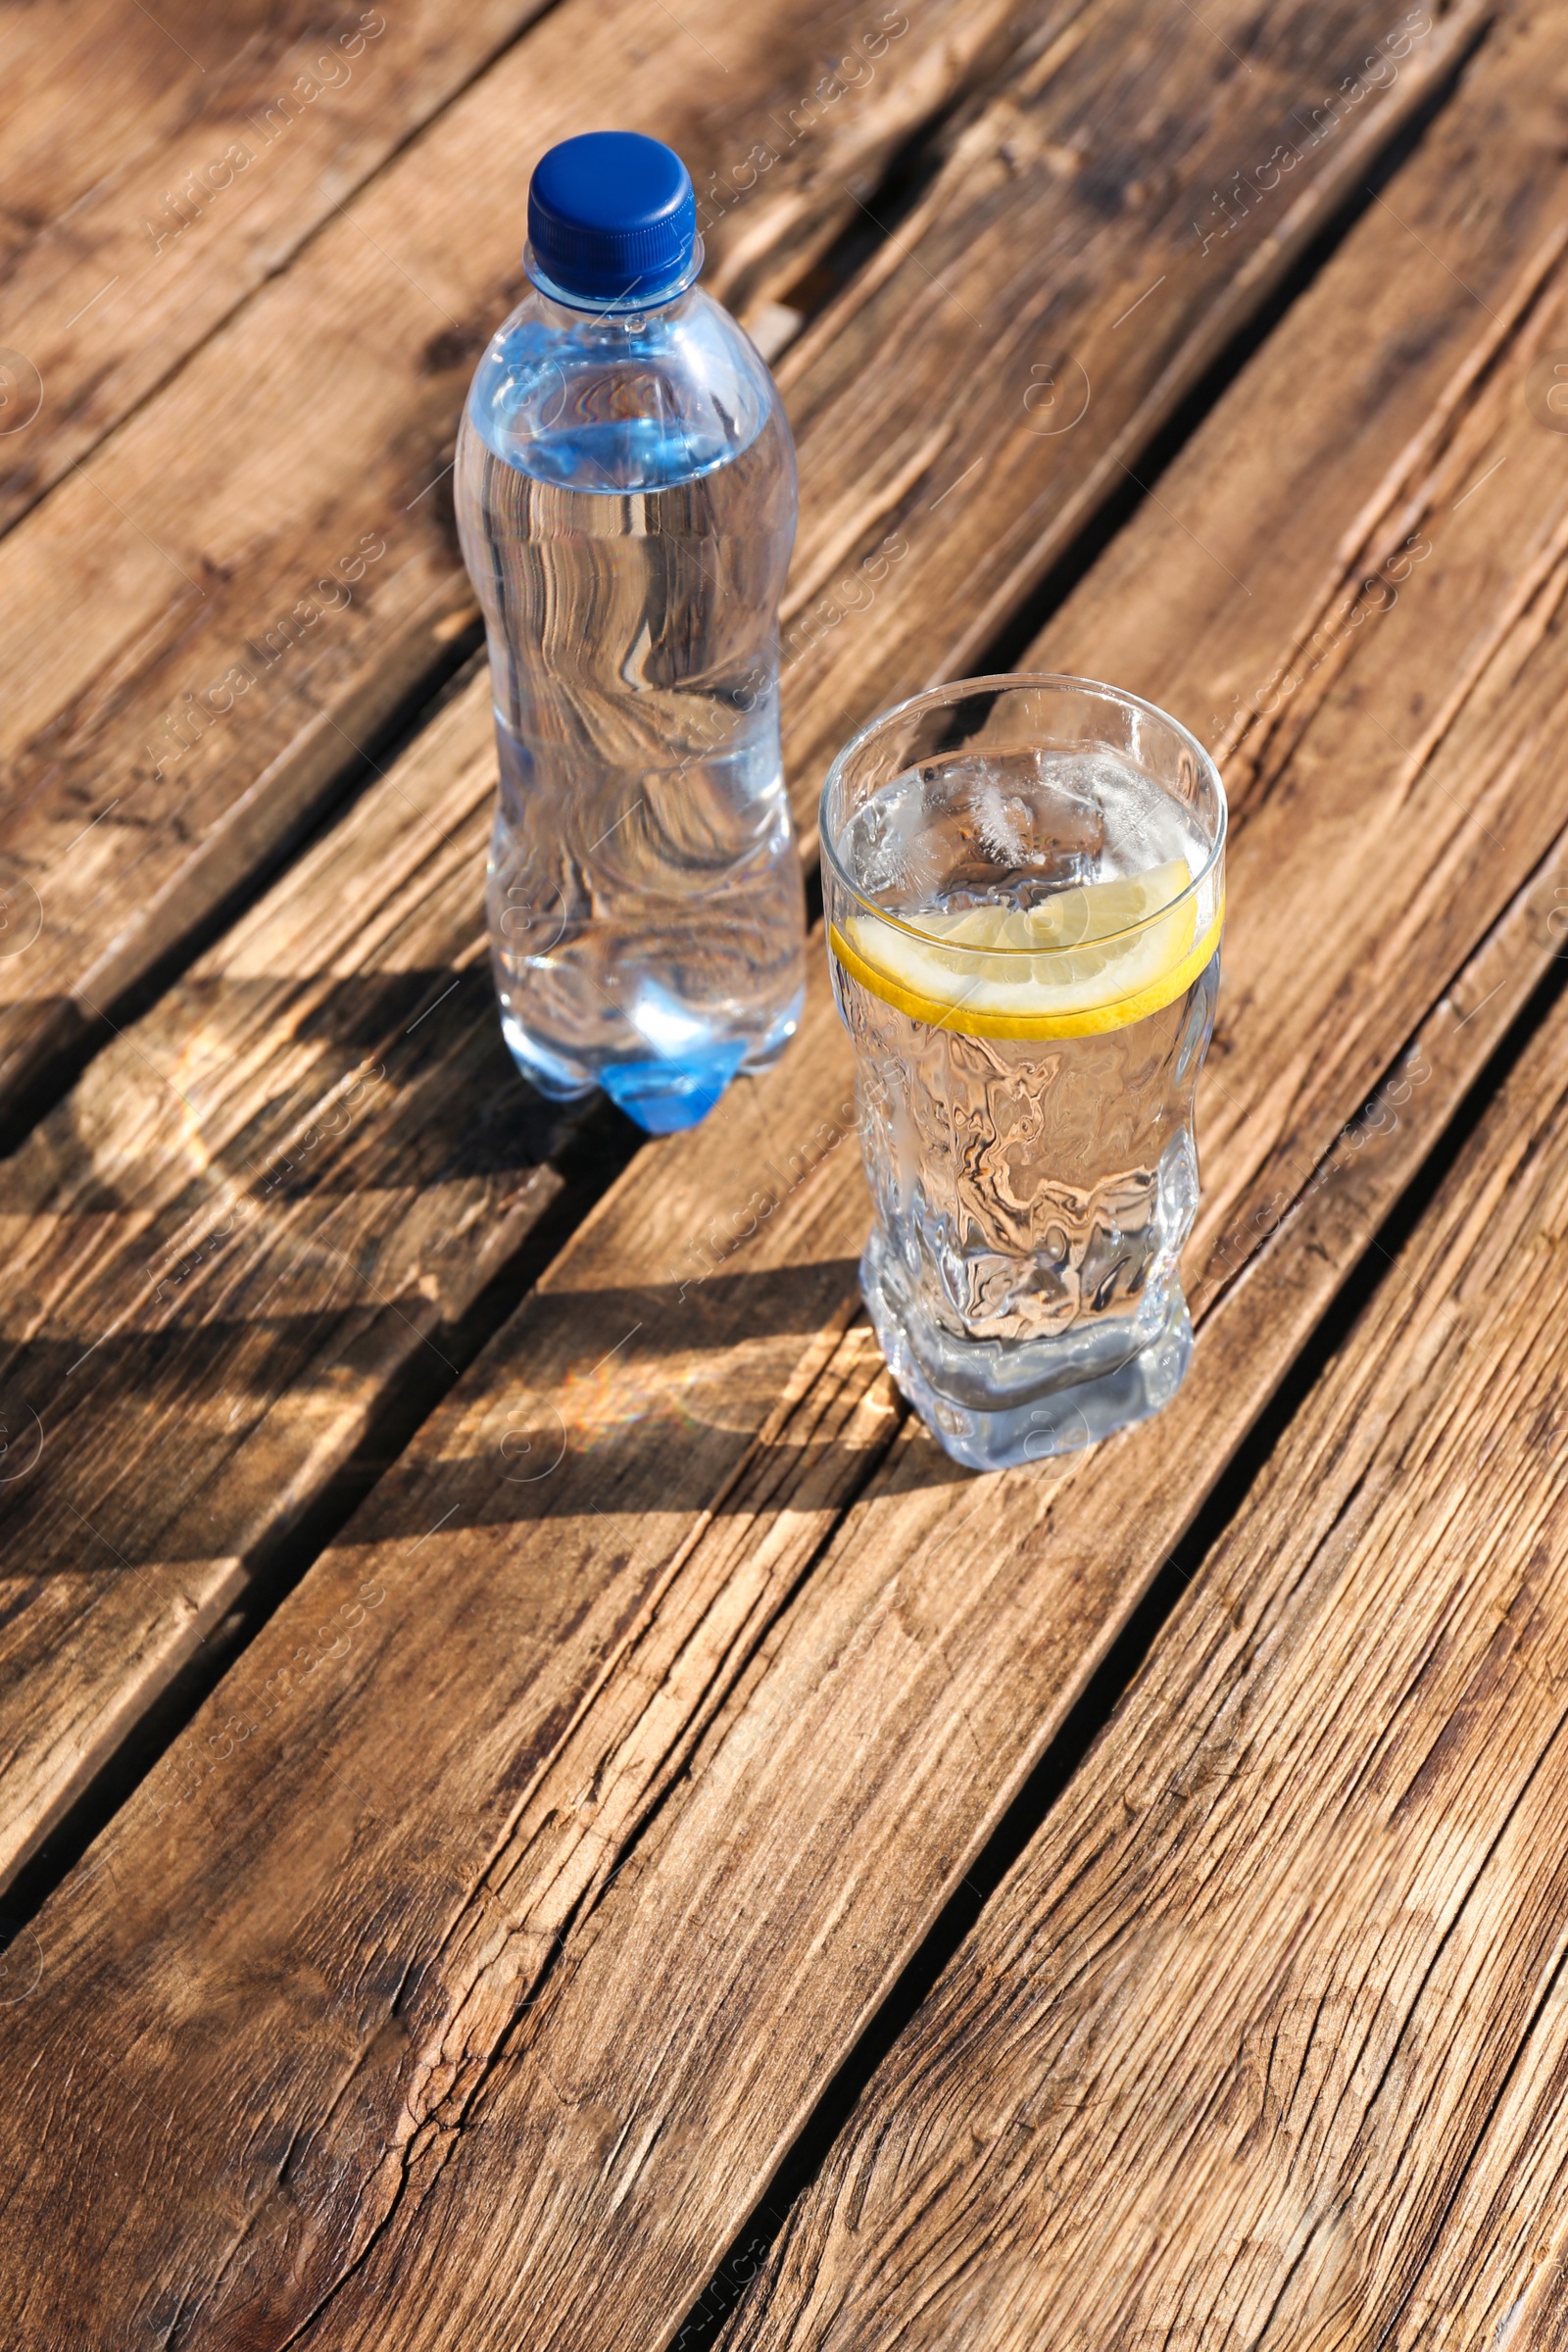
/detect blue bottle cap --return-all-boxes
[526,131,702,312]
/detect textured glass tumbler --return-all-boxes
[821,673,1226,1473]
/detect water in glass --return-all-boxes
[823,684,1224,1472]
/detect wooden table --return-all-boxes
[4,0,1568,2341]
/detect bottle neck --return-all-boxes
[522,239,706,325]
[531,286,699,341]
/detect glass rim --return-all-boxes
[818,670,1228,959]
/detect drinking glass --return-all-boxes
[820,673,1226,1472]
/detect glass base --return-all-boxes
[860,1232,1194,1473]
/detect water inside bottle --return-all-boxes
[457,295,805,1134]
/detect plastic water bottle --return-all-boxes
[455,130,806,1134]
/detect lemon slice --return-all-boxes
[829,859,1222,1039]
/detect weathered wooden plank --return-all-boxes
[769,0,1486,798]
[0,673,551,1890]
[0,0,1469,1124]
[0,0,559,535]
[3,12,1567,2342]
[0,0,1478,1892]
[712,895,1568,2352]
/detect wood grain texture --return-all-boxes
[769,0,1487,803]
[0,0,1042,1877]
[0,674,570,1892]
[0,0,1493,1894]
[5,13,1568,2341]
[713,867,1568,2352]
[0,0,1467,1123]
[0,0,556,534]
